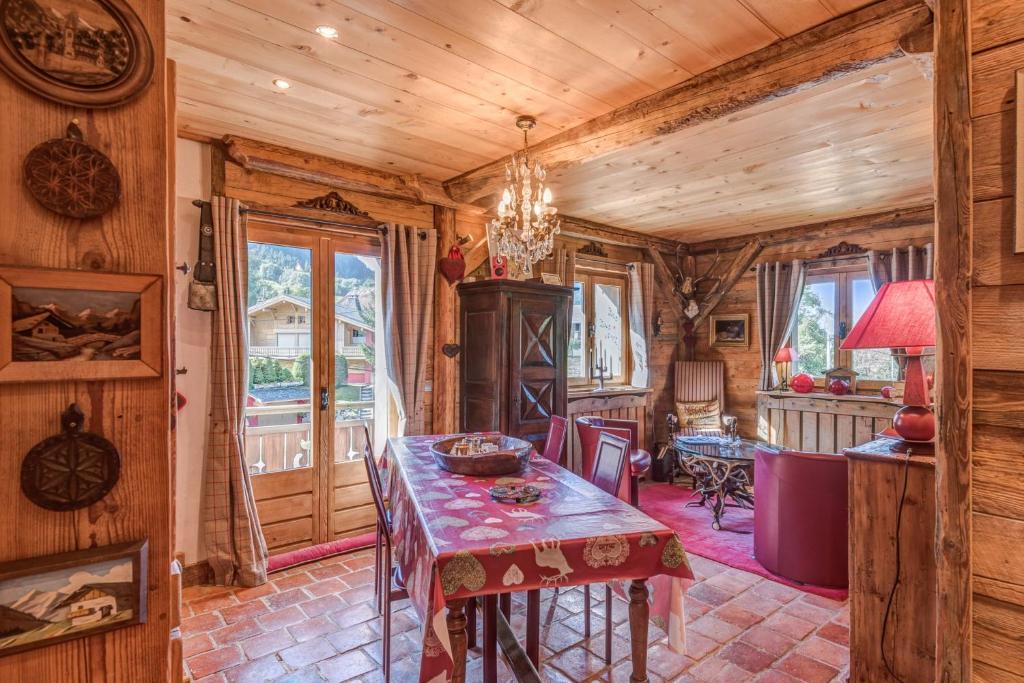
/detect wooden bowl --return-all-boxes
[429,435,533,476]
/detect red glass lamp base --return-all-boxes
[893,405,935,442]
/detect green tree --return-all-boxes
[293,353,311,386]
[795,289,832,377]
[334,354,349,389]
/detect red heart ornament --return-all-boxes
[438,246,466,284]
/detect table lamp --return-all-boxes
[840,279,935,442]
[773,347,797,390]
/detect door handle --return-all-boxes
[320,387,330,411]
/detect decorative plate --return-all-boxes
[21,403,121,511]
[0,0,154,108]
[23,121,121,218]
[489,484,541,505]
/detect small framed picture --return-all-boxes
[0,266,162,383]
[0,540,148,657]
[710,314,749,348]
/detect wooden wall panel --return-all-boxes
[566,392,649,476]
[967,0,1024,676]
[757,394,897,454]
[0,1,171,680]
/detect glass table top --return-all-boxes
[672,436,773,462]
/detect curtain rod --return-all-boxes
[747,251,869,272]
[238,207,388,235]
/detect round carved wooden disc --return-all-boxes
[21,407,120,511]
[23,133,121,219]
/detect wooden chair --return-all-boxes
[361,442,408,682]
[582,432,629,663]
[537,415,568,465]
[674,360,729,436]
[575,416,651,506]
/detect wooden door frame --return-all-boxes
[932,0,973,678]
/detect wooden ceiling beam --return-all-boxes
[559,215,683,252]
[444,0,933,207]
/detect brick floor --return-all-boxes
[182,549,849,682]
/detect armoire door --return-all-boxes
[509,295,567,450]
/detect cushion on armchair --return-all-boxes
[676,399,721,430]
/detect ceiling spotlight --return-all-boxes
[315,25,338,38]
[272,78,291,90]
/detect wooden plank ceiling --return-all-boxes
[168,0,935,240]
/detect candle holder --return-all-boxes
[592,354,614,390]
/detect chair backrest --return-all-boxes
[539,415,568,465]
[590,432,629,497]
[362,448,391,544]
[675,361,724,403]
[575,416,632,502]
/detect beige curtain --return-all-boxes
[627,261,654,388]
[383,224,437,436]
[756,260,806,391]
[867,243,934,290]
[202,196,268,587]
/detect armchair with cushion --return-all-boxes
[753,445,849,588]
[673,360,735,436]
[575,416,652,506]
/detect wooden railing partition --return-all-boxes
[756,392,900,454]
[566,390,651,475]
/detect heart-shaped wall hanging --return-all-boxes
[442,344,461,358]
[439,245,466,284]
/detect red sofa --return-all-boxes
[753,446,849,588]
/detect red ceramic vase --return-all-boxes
[893,405,935,442]
[790,373,814,394]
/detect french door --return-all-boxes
[244,217,384,554]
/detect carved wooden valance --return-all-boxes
[577,241,608,258]
[294,191,369,217]
[818,241,866,258]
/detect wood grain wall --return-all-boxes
[0,1,172,680]
[688,212,935,440]
[968,0,1024,677]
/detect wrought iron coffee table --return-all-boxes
[673,436,762,530]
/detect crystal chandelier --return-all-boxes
[490,115,560,271]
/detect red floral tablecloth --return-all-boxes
[385,435,694,683]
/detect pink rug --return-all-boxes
[638,481,848,601]
[267,533,375,573]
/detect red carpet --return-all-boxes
[267,533,375,573]
[639,482,848,601]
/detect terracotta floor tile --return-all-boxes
[687,582,734,607]
[300,594,346,618]
[188,645,244,679]
[339,584,375,606]
[257,604,305,632]
[305,577,347,598]
[341,567,375,588]
[273,572,317,592]
[182,611,227,634]
[739,624,799,658]
[815,621,850,647]
[288,615,337,643]
[646,641,693,679]
[795,636,849,670]
[211,618,264,646]
[190,591,239,615]
[684,631,719,660]
[183,633,215,658]
[713,602,765,629]
[239,628,296,660]
[720,640,779,673]
[756,670,801,682]
[342,554,376,571]
[684,597,713,623]
[308,564,349,581]
[279,637,337,668]
[751,581,802,604]
[265,587,312,611]
[798,593,847,612]
[764,612,817,641]
[729,591,786,618]
[781,601,834,627]
[220,600,268,625]
[705,571,758,594]
[231,582,278,602]
[689,614,744,643]
[548,644,613,680]
[687,654,753,682]
[325,621,379,654]
[329,602,377,628]
[775,653,839,683]
[222,655,287,683]
[316,648,377,682]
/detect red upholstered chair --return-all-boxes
[537,415,568,465]
[753,446,849,588]
[575,416,652,506]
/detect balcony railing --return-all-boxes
[250,345,366,359]
[244,400,374,475]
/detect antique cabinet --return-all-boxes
[458,279,572,450]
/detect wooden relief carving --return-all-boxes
[23,121,121,219]
[295,191,369,217]
[818,241,866,258]
[21,403,121,511]
[577,241,608,258]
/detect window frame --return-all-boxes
[569,265,632,389]
[791,263,896,392]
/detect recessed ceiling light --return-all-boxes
[272,78,291,90]
[315,25,338,38]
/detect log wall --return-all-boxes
[0,1,172,680]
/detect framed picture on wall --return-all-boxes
[709,313,749,348]
[0,540,148,657]
[0,266,162,383]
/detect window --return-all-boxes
[297,315,306,325]
[793,267,897,383]
[569,269,630,387]
[351,329,365,343]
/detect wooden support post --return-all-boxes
[932,0,972,678]
[433,205,458,434]
[628,579,650,683]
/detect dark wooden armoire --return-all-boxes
[458,279,572,450]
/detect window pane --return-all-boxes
[569,282,585,378]
[246,242,313,475]
[850,277,897,381]
[334,253,380,462]
[794,280,835,377]
[594,282,624,379]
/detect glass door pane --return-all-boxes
[332,251,381,462]
[568,281,586,380]
[593,281,624,380]
[850,276,897,380]
[245,241,315,475]
[794,279,836,377]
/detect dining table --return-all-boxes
[385,434,694,683]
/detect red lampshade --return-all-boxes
[774,347,796,363]
[840,280,935,350]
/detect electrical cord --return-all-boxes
[880,447,912,682]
